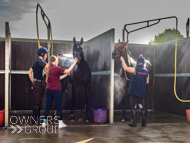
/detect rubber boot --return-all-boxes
[32,105,37,124]
[36,104,41,125]
[141,108,147,127]
[128,108,137,127]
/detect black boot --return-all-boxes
[32,105,37,124]
[141,108,147,127]
[128,108,137,127]
[36,104,41,125]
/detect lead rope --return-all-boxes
[124,53,130,81]
[124,70,130,81]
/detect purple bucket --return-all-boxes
[91,108,108,123]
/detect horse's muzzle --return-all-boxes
[112,52,118,59]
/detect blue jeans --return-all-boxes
[44,89,62,120]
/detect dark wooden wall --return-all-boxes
[154,38,190,116]
[0,41,5,110]
[11,41,47,70]
[10,29,114,110]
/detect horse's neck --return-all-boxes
[78,57,86,67]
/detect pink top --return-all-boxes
[46,65,65,91]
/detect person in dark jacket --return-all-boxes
[28,47,48,124]
[120,54,149,127]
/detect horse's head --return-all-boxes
[112,40,129,59]
[73,37,84,63]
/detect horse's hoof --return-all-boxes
[65,90,68,93]
[85,117,90,122]
[121,117,126,122]
[85,119,90,123]
[69,116,75,122]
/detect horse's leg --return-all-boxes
[146,84,151,108]
[61,78,66,94]
[84,84,90,122]
[144,84,151,120]
[69,84,76,121]
[121,87,127,122]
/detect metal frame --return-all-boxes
[36,3,53,57]
[123,16,178,42]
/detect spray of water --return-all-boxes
[114,77,125,105]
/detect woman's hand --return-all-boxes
[74,58,78,64]
[120,56,124,62]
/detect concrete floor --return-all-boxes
[0,110,190,143]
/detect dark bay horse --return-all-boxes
[112,40,154,122]
[58,37,91,122]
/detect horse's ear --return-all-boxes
[123,41,128,51]
[73,37,76,44]
[123,41,128,52]
[80,37,83,45]
[118,39,120,43]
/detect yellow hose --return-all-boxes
[50,23,53,56]
[174,28,190,102]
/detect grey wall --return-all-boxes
[83,29,114,109]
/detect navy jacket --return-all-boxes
[128,66,148,97]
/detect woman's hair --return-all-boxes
[46,55,57,83]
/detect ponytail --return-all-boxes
[46,55,57,83]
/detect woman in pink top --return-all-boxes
[42,55,78,129]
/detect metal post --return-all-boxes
[186,18,189,38]
[109,29,115,124]
[47,22,51,58]
[5,22,11,126]
[122,29,125,42]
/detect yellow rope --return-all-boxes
[174,28,190,102]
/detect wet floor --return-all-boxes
[0,110,189,143]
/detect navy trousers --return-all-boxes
[44,89,63,120]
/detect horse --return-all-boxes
[112,40,154,122]
[58,37,91,122]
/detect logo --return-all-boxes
[10,116,59,134]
